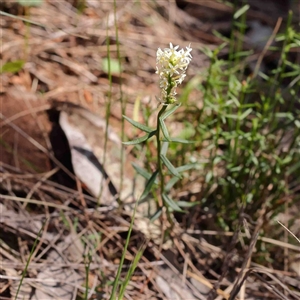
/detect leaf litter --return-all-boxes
[1,1,300,299]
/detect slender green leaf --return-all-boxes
[160,154,181,178]
[123,130,156,145]
[225,114,239,119]
[161,104,181,120]
[177,201,200,208]
[239,108,252,120]
[159,118,170,141]
[150,208,162,222]
[123,115,154,133]
[162,193,183,212]
[110,203,137,300]
[287,160,300,175]
[234,4,250,19]
[295,120,300,128]
[132,163,152,180]
[139,170,158,201]
[123,135,149,145]
[119,248,144,299]
[18,0,43,6]
[165,137,195,144]
[205,171,213,183]
[161,141,169,156]
[165,177,180,191]
[15,221,46,300]
[175,163,197,173]
[275,112,294,120]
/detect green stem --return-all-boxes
[113,0,125,197]
[156,105,167,204]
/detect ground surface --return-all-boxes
[1,1,300,300]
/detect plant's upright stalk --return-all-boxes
[113,0,125,201]
[156,105,167,204]
[155,43,192,211]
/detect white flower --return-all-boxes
[156,43,192,104]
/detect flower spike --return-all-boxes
[156,43,192,104]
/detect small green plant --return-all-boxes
[180,9,300,230]
[123,43,196,219]
[17,0,43,6]
[0,60,25,74]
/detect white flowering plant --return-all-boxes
[156,43,192,104]
[123,43,194,218]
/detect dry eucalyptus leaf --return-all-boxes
[50,101,144,204]
[58,110,117,204]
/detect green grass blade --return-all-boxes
[118,243,145,299]
[110,204,137,300]
[233,4,250,19]
[15,221,46,300]
[239,108,252,120]
[84,254,92,300]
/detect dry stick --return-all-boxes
[173,237,213,299]
[25,168,58,200]
[185,229,300,251]
[283,196,289,299]
[228,233,259,300]
[238,258,250,300]
[75,176,87,209]
[251,271,292,300]
[253,17,282,78]
[29,217,51,266]
[229,201,269,300]
[277,220,300,244]
[1,194,70,210]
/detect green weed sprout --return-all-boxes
[123,43,194,217]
